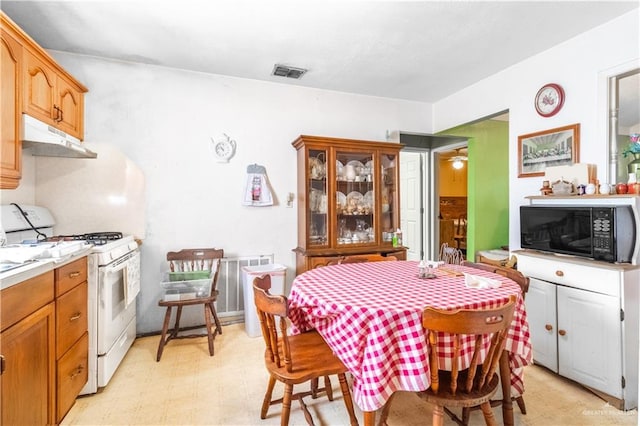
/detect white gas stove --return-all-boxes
[0,204,140,395]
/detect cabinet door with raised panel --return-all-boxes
[557,285,622,398]
[55,76,84,139]
[1,27,22,189]
[525,277,558,372]
[23,49,56,124]
[1,302,56,426]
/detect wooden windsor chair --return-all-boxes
[252,275,359,426]
[379,295,517,426]
[460,260,530,423]
[156,248,224,361]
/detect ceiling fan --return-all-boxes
[448,148,468,169]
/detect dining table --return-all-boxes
[287,260,532,426]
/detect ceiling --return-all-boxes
[2,1,638,104]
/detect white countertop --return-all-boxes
[0,246,93,290]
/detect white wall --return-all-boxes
[433,10,640,251]
[3,55,432,333]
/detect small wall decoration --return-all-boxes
[534,83,565,117]
[242,164,274,206]
[518,123,580,178]
[211,133,236,163]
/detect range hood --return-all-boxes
[21,114,97,159]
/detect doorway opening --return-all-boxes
[399,111,509,262]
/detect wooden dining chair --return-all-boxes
[380,296,517,426]
[439,243,464,265]
[461,260,529,300]
[252,275,359,426]
[453,213,467,250]
[156,248,224,362]
[460,260,529,421]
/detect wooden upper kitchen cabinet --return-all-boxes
[23,48,86,140]
[0,24,23,189]
[292,135,406,274]
[1,271,56,426]
[0,11,87,189]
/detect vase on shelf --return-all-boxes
[628,170,640,195]
[627,153,640,178]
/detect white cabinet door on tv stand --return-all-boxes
[557,285,622,399]
[526,278,557,372]
[516,250,639,410]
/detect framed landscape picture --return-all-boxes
[518,123,580,178]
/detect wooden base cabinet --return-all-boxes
[1,271,56,426]
[292,135,406,274]
[0,256,88,426]
[55,257,89,423]
[517,251,639,410]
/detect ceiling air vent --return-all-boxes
[272,64,307,79]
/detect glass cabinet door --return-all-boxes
[335,150,375,246]
[380,153,398,244]
[308,148,328,247]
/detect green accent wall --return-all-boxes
[439,120,509,260]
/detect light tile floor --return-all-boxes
[63,323,638,425]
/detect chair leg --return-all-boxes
[337,373,359,426]
[281,383,294,426]
[515,395,527,414]
[208,301,223,335]
[324,376,333,401]
[156,306,173,362]
[479,401,498,426]
[261,376,277,419]
[171,306,183,338]
[499,351,514,426]
[433,404,445,426]
[204,304,215,356]
[377,392,396,426]
[461,407,471,424]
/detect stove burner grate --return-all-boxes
[46,232,123,245]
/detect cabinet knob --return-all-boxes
[558,329,567,336]
[555,270,564,277]
[69,312,81,321]
[68,271,81,278]
[70,365,84,379]
[545,324,553,331]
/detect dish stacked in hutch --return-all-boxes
[293,135,406,273]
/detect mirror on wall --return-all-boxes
[610,69,640,184]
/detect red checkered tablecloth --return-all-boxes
[287,261,532,412]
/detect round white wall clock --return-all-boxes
[535,83,565,117]
[211,134,236,163]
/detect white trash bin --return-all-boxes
[241,263,287,337]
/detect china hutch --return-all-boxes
[292,135,406,274]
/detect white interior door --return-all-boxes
[400,151,424,260]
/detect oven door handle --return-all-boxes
[102,250,139,275]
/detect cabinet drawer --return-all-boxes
[308,255,343,269]
[517,253,621,297]
[56,332,88,422]
[56,281,88,358]
[1,270,54,331]
[56,257,87,296]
